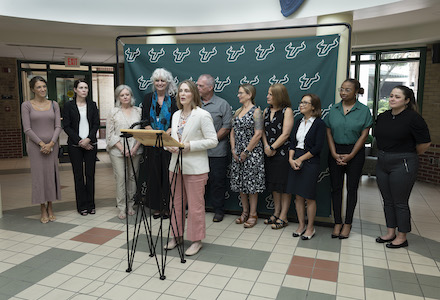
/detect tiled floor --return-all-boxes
[0,153,440,299]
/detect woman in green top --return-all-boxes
[325,78,373,239]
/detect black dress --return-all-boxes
[264,107,290,193]
[137,92,178,211]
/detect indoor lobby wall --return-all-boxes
[418,45,440,184]
[0,57,22,158]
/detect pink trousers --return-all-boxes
[169,172,208,242]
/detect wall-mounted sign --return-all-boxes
[65,56,80,68]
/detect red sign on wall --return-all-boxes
[65,56,80,68]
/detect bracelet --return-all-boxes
[264,145,270,149]
[244,149,250,156]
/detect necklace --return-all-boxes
[31,100,48,110]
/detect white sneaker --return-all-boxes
[185,241,202,256]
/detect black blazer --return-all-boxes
[289,117,326,164]
[63,99,100,146]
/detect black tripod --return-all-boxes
[121,130,186,280]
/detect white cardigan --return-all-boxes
[169,107,218,175]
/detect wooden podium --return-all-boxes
[120,129,186,280]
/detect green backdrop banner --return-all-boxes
[124,34,340,219]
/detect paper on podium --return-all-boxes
[121,129,184,148]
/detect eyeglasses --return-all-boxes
[338,88,353,93]
[299,101,311,106]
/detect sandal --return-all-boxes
[235,212,249,224]
[271,219,288,229]
[48,215,56,222]
[264,214,278,225]
[244,215,258,228]
[40,217,49,224]
[80,210,88,216]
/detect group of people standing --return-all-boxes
[22,71,430,256]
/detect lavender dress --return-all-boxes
[21,101,62,204]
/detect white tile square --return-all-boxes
[119,273,151,288]
[176,270,206,285]
[268,252,293,264]
[165,281,197,298]
[309,279,337,295]
[250,282,280,298]
[15,284,53,300]
[294,247,317,258]
[189,286,222,300]
[102,285,138,300]
[217,290,248,300]
[37,272,72,288]
[365,287,394,300]
[337,283,365,299]
[337,272,364,287]
[232,267,261,282]
[224,278,254,294]
[128,289,161,300]
[187,261,215,273]
[200,274,230,289]
[58,277,93,292]
[257,271,285,285]
[262,261,288,274]
[58,263,88,276]
[338,262,364,275]
[141,277,172,293]
[282,275,310,290]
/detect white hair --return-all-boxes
[150,68,177,96]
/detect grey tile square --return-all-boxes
[364,266,390,279]
[421,284,440,299]
[21,268,53,283]
[39,248,85,262]
[20,257,52,269]
[364,276,393,291]
[307,291,337,300]
[0,276,14,289]
[0,280,34,297]
[239,257,267,271]
[416,274,440,287]
[3,265,34,280]
[276,287,307,300]
[389,269,418,284]
[391,281,423,296]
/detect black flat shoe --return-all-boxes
[79,210,88,216]
[292,228,306,238]
[153,213,161,219]
[89,209,96,215]
[331,233,339,238]
[213,214,224,222]
[376,235,396,243]
[386,240,408,248]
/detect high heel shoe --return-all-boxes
[338,224,352,239]
[236,212,249,224]
[331,224,342,238]
[301,229,316,240]
[292,228,306,238]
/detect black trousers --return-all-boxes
[328,144,365,225]
[376,151,418,233]
[68,145,97,212]
[206,156,228,216]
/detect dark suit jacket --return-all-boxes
[289,117,326,164]
[63,99,100,145]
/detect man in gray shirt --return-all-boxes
[197,74,233,222]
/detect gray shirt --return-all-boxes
[202,94,233,157]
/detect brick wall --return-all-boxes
[0,57,22,158]
[419,46,440,184]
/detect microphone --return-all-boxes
[130,119,149,129]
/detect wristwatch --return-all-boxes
[269,145,274,151]
[244,149,251,156]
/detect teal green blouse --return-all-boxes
[324,101,373,145]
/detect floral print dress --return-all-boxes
[230,106,265,194]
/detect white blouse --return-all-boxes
[296,116,316,149]
[78,105,89,140]
[106,106,143,157]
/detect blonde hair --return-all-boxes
[234,83,256,117]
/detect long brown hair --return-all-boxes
[269,83,291,108]
[176,80,202,110]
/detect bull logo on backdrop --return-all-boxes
[199,47,218,63]
[240,75,260,85]
[124,48,141,62]
[268,74,289,85]
[173,47,191,63]
[214,76,231,92]
[285,41,306,59]
[316,38,339,57]
[321,103,333,119]
[255,43,275,61]
[265,194,275,210]
[298,72,320,90]
[226,45,246,62]
[137,76,153,91]
[148,48,165,63]
[317,168,330,183]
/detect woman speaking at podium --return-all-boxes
[165,80,218,256]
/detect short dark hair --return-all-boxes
[29,76,47,90]
[343,78,364,95]
[302,93,322,118]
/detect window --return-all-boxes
[351,48,425,125]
